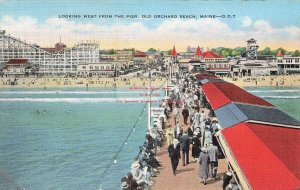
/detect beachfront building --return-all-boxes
[191,46,230,75]
[77,62,116,77]
[229,38,279,76]
[0,30,100,75]
[277,52,300,74]
[201,50,230,75]
[101,54,118,61]
[2,58,32,76]
[133,51,148,64]
[117,50,133,61]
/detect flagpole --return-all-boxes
[147,69,151,133]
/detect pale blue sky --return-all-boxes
[0,0,299,51]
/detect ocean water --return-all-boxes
[0,87,299,190]
[245,87,300,120]
[0,88,163,190]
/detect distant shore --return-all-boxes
[1,75,300,89]
[0,77,167,89]
[223,75,300,88]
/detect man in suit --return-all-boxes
[168,139,181,176]
[180,130,190,166]
[181,105,189,125]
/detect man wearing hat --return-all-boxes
[168,138,181,176]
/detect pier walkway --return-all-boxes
[152,108,227,190]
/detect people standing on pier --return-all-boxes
[175,120,181,139]
[180,130,190,166]
[182,105,189,125]
[198,148,210,185]
[173,106,180,125]
[194,108,201,129]
[207,142,219,179]
[203,125,213,147]
[168,139,181,176]
[166,124,175,146]
[192,133,201,162]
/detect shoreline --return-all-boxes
[1,75,300,89]
[222,75,300,88]
[0,77,167,89]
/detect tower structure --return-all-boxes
[195,46,203,60]
[246,38,259,60]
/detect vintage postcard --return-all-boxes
[0,0,299,190]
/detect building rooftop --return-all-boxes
[7,59,29,65]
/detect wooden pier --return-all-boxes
[152,108,227,190]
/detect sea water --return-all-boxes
[0,88,163,190]
[245,87,300,120]
[0,87,299,190]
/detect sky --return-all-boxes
[0,0,299,51]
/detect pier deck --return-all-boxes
[152,108,227,190]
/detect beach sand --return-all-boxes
[0,76,167,89]
[223,75,300,88]
[2,75,300,89]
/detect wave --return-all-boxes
[0,97,162,103]
[261,96,300,99]
[248,89,300,93]
[0,91,146,95]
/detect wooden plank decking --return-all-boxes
[152,108,227,190]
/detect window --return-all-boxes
[90,66,93,69]
[296,59,299,63]
[82,66,86,69]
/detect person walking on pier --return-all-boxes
[173,106,180,125]
[182,105,189,125]
[180,130,190,166]
[202,125,212,147]
[194,108,201,129]
[166,124,174,146]
[192,133,201,162]
[189,106,195,128]
[207,142,219,179]
[168,139,181,176]
[198,148,210,185]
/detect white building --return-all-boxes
[0,30,100,75]
[277,56,300,74]
[117,50,133,61]
[101,54,117,61]
[77,62,116,77]
[2,58,31,76]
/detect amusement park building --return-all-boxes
[0,30,100,75]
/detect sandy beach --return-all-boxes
[0,76,167,89]
[1,75,300,89]
[223,75,300,88]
